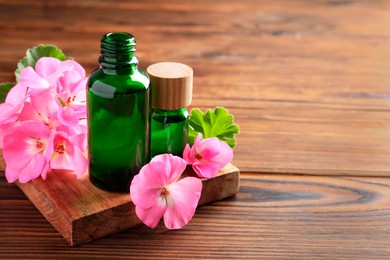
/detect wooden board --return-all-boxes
[0,150,239,246]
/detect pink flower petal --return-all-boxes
[3,131,34,170]
[30,89,59,117]
[71,77,88,103]
[68,146,88,178]
[51,151,73,171]
[135,203,167,229]
[5,167,19,183]
[182,143,194,164]
[44,130,55,163]
[148,154,187,185]
[156,154,187,184]
[183,133,202,165]
[163,177,202,229]
[194,133,202,146]
[196,137,220,159]
[130,160,169,209]
[35,57,62,79]
[192,161,220,179]
[59,60,86,78]
[6,153,47,183]
[19,102,40,122]
[40,158,51,180]
[19,92,59,129]
[22,120,52,139]
[35,58,85,86]
[56,70,83,95]
[0,103,20,124]
[17,153,46,183]
[57,105,82,126]
[68,133,86,151]
[19,67,50,89]
[0,122,16,149]
[211,140,233,168]
[5,83,28,106]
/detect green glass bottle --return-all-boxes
[147,62,193,157]
[87,32,150,192]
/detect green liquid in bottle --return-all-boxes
[151,108,188,157]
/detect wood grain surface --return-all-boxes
[1,0,390,258]
[2,171,390,259]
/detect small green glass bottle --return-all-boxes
[87,32,150,192]
[147,62,193,157]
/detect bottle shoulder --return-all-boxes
[88,68,150,93]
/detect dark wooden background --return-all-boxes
[1,0,390,258]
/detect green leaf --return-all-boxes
[188,107,240,148]
[0,83,14,103]
[15,44,71,82]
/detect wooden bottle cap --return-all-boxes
[147,62,193,110]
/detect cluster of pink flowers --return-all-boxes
[130,133,233,229]
[0,57,88,183]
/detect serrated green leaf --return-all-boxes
[15,44,71,82]
[0,83,14,103]
[188,107,240,148]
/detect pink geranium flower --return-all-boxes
[56,72,87,126]
[183,133,233,179]
[51,130,87,178]
[130,154,202,229]
[3,121,54,183]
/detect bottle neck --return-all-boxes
[98,32,139,74]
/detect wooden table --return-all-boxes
[1,0,390,258]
